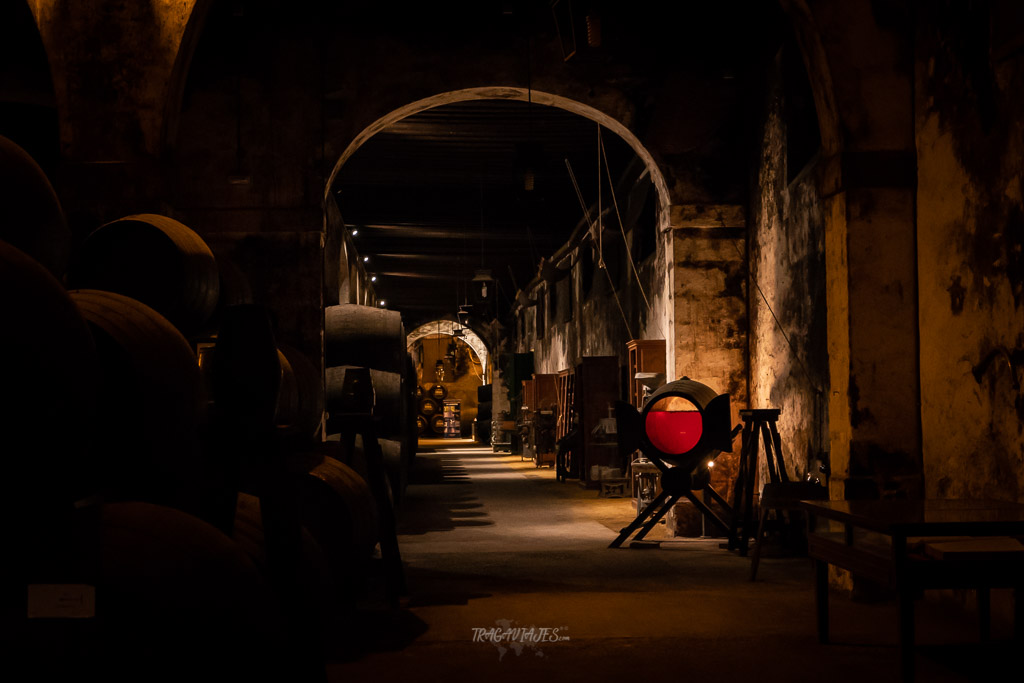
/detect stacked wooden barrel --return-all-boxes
[0,140,298,675]
[324,303,417,505]
[3,136,384,676]
[418,382,451,436]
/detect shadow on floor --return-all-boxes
[398,452,494,535]
[323,605,430,662]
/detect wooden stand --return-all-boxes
[608,461,736,549]
[324,367,407,606]
[729,409,790,557]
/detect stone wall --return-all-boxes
[672,208,748,494]
[916,2,1024,502]
[750,41,828,487]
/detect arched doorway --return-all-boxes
[408,321,487,439]
[326,89,673,373]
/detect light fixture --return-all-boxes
[370,275,377,282]
[379,300,386,307]
[351,228,359,237]
[363,256,369,263]
[472,269,494,301]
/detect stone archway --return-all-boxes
[323,86,671,232]
[326,86,675,374]
[407,320,489,379]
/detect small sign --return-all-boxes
[27,584,96,619]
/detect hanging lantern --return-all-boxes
[472,269,494,303]
[434,359,445,382]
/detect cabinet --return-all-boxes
[522,373,557,412]
[575,356,620,488]
[626,340,666,500]
[520,373,558,467]
[626,339,666,408]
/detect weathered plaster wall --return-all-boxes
[28,0,207,233]
[638,253,671,353]
[519,162,668,379]
[798,0,920,500]
[521,239,631,375]
[916,3,1024,502]
[750,48,828,485]
[28,0,201,160]
[672,210,748,493]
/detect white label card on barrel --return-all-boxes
[27,584,96,619]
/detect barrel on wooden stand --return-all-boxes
[325,366,404,437]
[325,303,405,371]
[324,303,417,505]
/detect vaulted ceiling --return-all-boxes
[331,98,638,327]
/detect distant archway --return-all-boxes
[407,320,488,379]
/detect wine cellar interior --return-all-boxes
[4,1,1024,681]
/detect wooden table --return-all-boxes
[800,499,1024,682]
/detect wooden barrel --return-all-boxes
[379,437,406,504]
[302,454,379,560]
[429,383,448,401]
[18,500,292,681]
[68,213,220,336]
[419,397,439,417]
[90,501,290,680]
[69,289,204,512]
[324,303,404,371]
[1,240,99,509]
[430,414,446,435]
[325,365,403,437]
[0,135,70,277]
[275,344,324,442]
[416,415,428,434]
[415,385,425,400]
